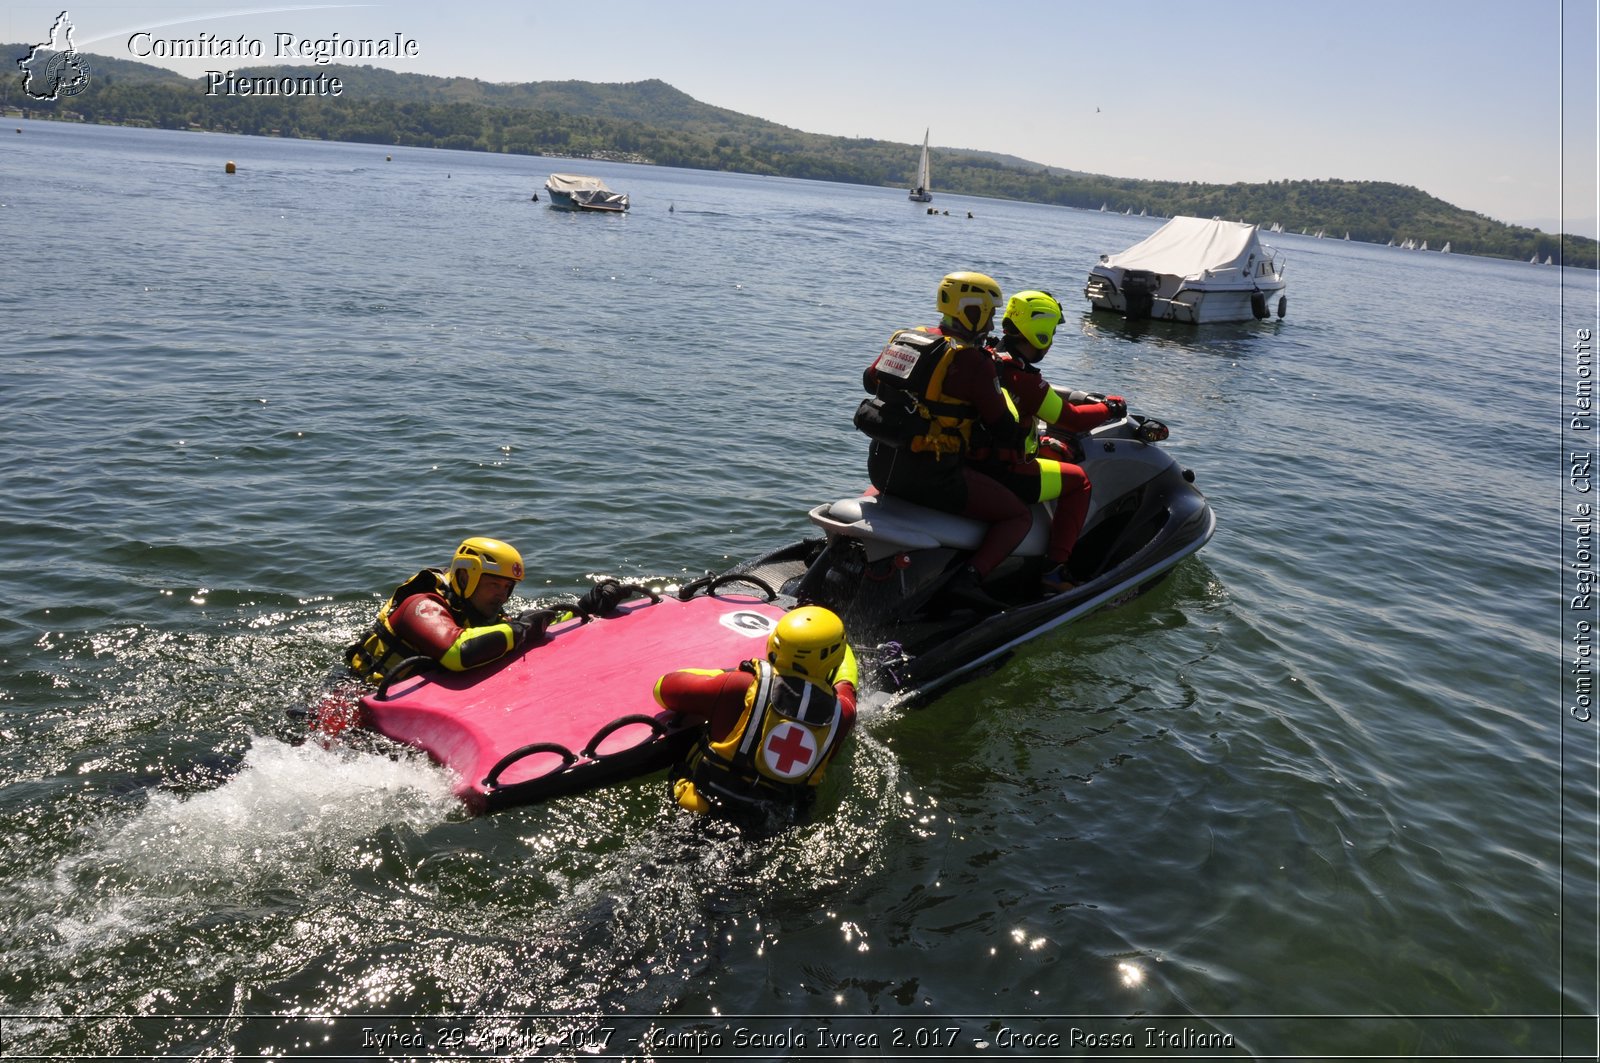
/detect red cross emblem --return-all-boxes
[762,722,818,778]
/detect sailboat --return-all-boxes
[908,129,932,202]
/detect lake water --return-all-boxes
[0,120,1594,1059]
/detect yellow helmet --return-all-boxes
[448,537,525,598]
[767,605,848,680]
[1002,290,1064,353]
[937,271,1002,337]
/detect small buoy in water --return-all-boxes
[224,161,236,174]
[385,155,392,162]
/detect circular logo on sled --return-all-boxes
[719,610,777,638]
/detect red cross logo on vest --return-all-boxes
[762,721,819,779]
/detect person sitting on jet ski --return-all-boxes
[862,271,1032,612]
[344,536,574,684]
[978,290,1126,593]
[654,605,858,823]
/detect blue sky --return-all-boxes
[7,0,1596,235]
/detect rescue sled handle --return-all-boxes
[482,713,678,790]
[677,571,779,602]
[371,655,437,701]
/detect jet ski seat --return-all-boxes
[808,494,1050,561]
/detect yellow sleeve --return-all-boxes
[831,644,860,689]
[439,622,516,671]
[1037,387,1064,424]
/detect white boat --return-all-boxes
[1441,242,1451,253]
[908,130,932,202]
[544,174,629,213]
[1084,215,1287,323]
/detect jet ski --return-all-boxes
[340,404,1213,812]
[699,406,1215,700]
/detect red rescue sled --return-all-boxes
[360,589,785,812]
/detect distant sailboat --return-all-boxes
[1545,255,1554,265]
[908,129,932,202]
[1441,241,1451,253]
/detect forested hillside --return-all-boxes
[10,52,1591,268]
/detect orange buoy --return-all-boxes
[225,161,236,174]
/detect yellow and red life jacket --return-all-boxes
[675,659,847,815]
[344,569,514,683]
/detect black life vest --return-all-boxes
[861,327,980,456]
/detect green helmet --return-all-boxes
[1002,290,1064,353]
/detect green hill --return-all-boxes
[8,48,1592,268]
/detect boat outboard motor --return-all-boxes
[1122,270,1160,320]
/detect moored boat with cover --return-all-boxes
[1085,216,1286,323]
[544,173,630,213]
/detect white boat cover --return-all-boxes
[1103,216,1266,279]
[545,173,628,209]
